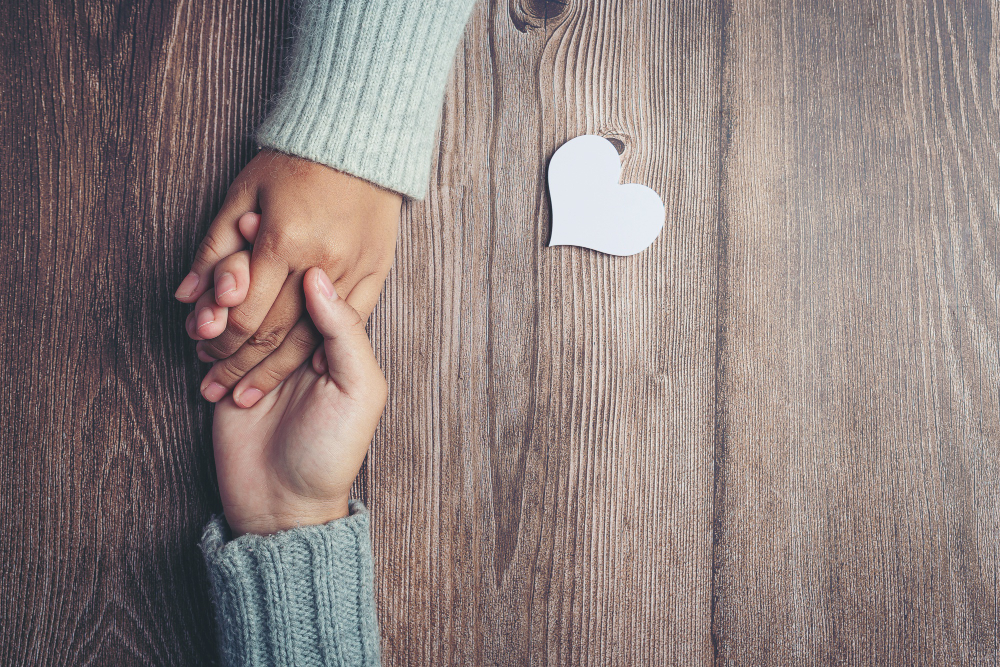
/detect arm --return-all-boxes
[200,502,379,666]
[256,0,480,199]
[200,266,388,665]
[176,0,478,408]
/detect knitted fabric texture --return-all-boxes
[256,0,478,199]
[201,500,380,667]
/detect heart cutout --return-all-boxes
[547,135,665,256]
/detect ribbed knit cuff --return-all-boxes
[255,0,477,199]
[200,500,380,667]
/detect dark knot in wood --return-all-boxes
[508,0,568,33]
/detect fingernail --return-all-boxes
[216,272,236,298]
[175,272,199,299]
[196,307,215,332]
[202,382,226,402]
[237,388,263,408]
[317,270,336,299]
[196,346,217,363]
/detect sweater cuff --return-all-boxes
[200,500,380,667]
[255,0,477,199]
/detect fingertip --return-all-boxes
[185,311,198,340]
[215,293,240,309]
[317,268,337,300]
[305,268,342,322]
[195,306,215,330]
[312,346,328,374]
[175,272,201,302]
[215,272,238,304]
[213,250,252,308]
[201,381,227,403]
[214,288,245,309]
[234,387,264,409]
[238,212,262,244]
[303,268,331,322]
[196,305,228,339]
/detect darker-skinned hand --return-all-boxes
[175,149,400,408]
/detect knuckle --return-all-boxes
[258,226,297,257]
[287,325,321,353]
[347,310,366,332]
[334,300,364,329]
[203,338,237,359]
[256,242,293,271]
[312,238,350,270]
[197,233,227,264]
[224,313,257,341]
[321,246,349,269]
[245,328,284,354]
[258,363,288,385]
[212,359,250,386]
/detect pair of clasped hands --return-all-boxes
[177,150,400,537]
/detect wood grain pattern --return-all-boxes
[0,0,997,665]
[372,1,719,664]
[0,1,288,663]
[712,1,1000,664]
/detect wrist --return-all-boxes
[227,497,352,537]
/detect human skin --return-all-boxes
[211,267,388,536]
[175,149,401,409]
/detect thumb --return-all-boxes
[303,267,381,395]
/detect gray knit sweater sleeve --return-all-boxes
[200,500,380,666]
[256,0,478,199]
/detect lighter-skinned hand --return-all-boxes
[212,267,388,536]
[175,149,401,408]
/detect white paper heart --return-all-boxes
[547,135,665,256]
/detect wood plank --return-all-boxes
[712,0,1000,663]
[0,1,288,663]
[3,0,997,664]
[369,1,720,664]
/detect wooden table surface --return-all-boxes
[1,0,998,664]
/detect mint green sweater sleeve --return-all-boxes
[256,0,478,199]
[200,500,380,666]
